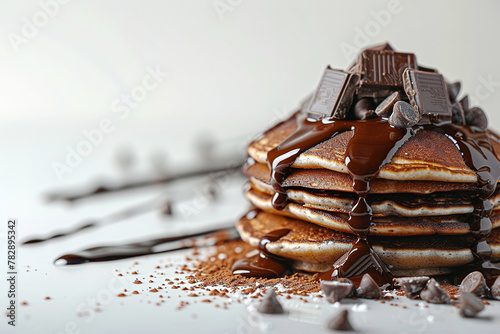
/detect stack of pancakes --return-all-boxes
[237,112,500,277]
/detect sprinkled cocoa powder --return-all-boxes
[182,240,321,296]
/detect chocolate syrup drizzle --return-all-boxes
[264,112,500,284]
[435,124,500,278]
[268,113,413,284]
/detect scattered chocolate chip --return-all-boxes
[420,279,450,304]
[321,279,355,303]
[447,81,461,102]
[451,102,466,125]
[323,309,354,331]
[465,107,488,130]
[356,274,383,299]
[161,201,173,216]
[459,291,485,318]
[459,271,487,297]
[354,98,376,120]
[393,276,429,299]
[257,288,284,314]
[375,91,400,117]
[460,95,470,112]
[491,276,500,300]
[388,101,420,128]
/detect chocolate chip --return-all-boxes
[452,102,466,125]
[356,274,383,299]
[393,276,429,299]
[354,98,376,120]
[321,279,355,303]
[465,107,488,130]
[460,95,470,112]
[161,201,173,216]
[447,81,461,102]
[257,288,284,314]
[459,291,485,318]
[388,101,420,128]
[375,91,400,117]
[323,309,354,331]
[420,278,451,304]
[491,276,500,300]
[459,271,487,297]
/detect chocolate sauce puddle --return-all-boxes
[54,226,238,265]
[231,228,291,278]
[268,113,413,284]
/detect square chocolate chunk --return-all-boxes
[357,50,417,98]
[403,69,452,124]
[308,67,359,119]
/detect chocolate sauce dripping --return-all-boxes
[231,228,291,278]
[46,161,244,203]
[434,124,500,278]
[268,113,413,284]
[54,226,238,265]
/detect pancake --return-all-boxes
[246,162,479,195]
[248,113,500,183]
[246,188,500,236]
[237,210,500,275]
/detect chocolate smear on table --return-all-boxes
[355,274,383,299]
[403,68,452,125]
[459,271,488,297]
[257,288,284,314]
[54,226,238,265]
[459,291,485,318]
[393,276,429,299]
[46,160,244,203]
[307,67,359,119]
[321,279,355,303]
[23,197,160,244]
[420,278,451,304]
[324,310,354,331]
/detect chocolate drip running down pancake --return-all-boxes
[234,43,500,283]
[237,210,500,276]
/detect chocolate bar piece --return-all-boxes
[308,67,359,119]
[403,68,452,125]
[356,50,417,98]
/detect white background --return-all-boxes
[1,1,500,333]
